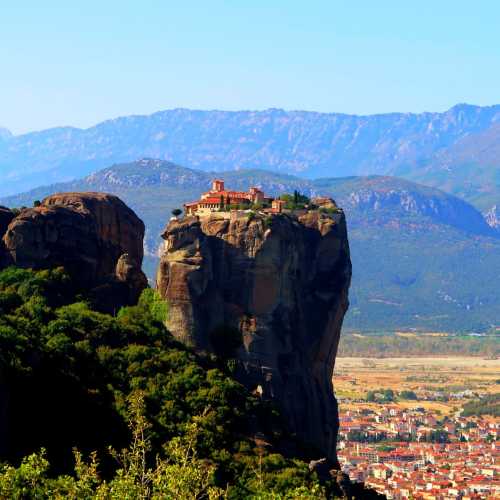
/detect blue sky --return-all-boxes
[2,1,500,134]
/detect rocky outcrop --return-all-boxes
[1,193,147,308]
[156,207,351,463]
[0,207,15,267]
[484,204,500,231]
[0,206,14,235]
[346,185,496,236]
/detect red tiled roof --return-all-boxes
[212,190,249,198]
[201,197,224,203]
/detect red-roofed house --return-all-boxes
[184,179,269,216]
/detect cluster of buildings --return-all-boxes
[184,179,287,216]
[182,178,338,218]
[337,406,499,499]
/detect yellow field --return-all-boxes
[335,356,500,370]
[333,356,500,415]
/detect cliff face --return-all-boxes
[484,204,500,231]
[0,206,14,235]
[156,207,351,462]
[0,207,14,267]
[1,192,147,309]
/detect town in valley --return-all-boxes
[335,357,499,499]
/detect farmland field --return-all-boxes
[334,356,500,415]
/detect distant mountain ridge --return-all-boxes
[4,159,496,244]
[1,105,500,217]
[3,159,499,333]
[0,127,11,141]
[405,120,500,214]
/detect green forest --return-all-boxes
[461,394,500,417]
[338,332,499,357]
[0,267,378,499]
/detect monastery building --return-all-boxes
[184,179,285,216]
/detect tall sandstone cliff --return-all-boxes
[156,207,352,462]
[0,192,147,310]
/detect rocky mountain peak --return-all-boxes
[342,177,497,236]
[483,205,500,230]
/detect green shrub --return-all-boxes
[400,390,418,400]
[319,207,339,215]
[279,190,310,210]
[263,216,273,230]
[137,288,169,323]
[462,394,500,417]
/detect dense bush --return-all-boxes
[365,389,395,403]
[338,332,499,357]
[399,390,418,400]
[462,394,500,417]
[279,191,310,210]
[0,267,336,498]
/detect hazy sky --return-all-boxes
[2,1,500,134]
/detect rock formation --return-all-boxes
[484,204,500,231]
[156,206,351,463]
[0,206,14,235]
[0,206,15,267]
[0,192,147,309]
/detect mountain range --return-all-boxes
[1,105,499,227]
[3,159,499,334]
